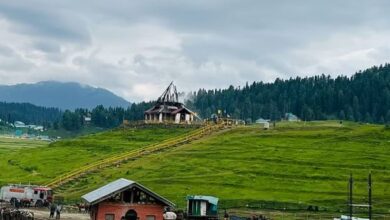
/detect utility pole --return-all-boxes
[349,173,353,220]
[344,173,372,220]
[368,172,372,220]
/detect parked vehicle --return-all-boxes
[0,184,53,207]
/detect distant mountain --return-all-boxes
[0,81,130,110]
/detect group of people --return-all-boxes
[49,203,62,219]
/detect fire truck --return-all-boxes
[0,184,53,207]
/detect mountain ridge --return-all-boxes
[0,81,130,110]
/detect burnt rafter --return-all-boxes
[157,82,179,104]
[144,82,196,124]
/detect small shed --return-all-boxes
[82,178,175,220]
[186,195,218,220]
[255,118,270,129]
[14,121,27,128]
[285,113,299,122]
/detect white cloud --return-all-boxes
[288,30,390,76]
[0,1,389,102]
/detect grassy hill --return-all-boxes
[0,126,194,185]
[1,121,389,218]
[55,121,390,216]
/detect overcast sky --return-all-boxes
[0,1,389,102]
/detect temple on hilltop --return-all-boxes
[144,82,195,124]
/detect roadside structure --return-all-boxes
[82,178,175,220]
[186,195,219,220]
[285,113,299,122]
[144,82,195,124]
[14,121,27,128]
[255,118,270,129]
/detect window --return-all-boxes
[34,191,38,194]
[123,190,132,203]
[146,215,155,220]
[105,214,115,220]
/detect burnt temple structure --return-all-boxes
[144,82,195,124]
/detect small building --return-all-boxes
[82,178,175,220]
[285,113,299,122]
[186,195,218,220]
[255,118,270,129]
[14,121,27,128]
[29,125,44,131]
[144,82,195,124]
[84,116,92,124]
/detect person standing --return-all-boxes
[223,209,229,220]
[56,204,62,219]
[49,203,56,218]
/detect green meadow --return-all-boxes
[0,126,194,185]
[1,121,390,218]
[56,121,390,216]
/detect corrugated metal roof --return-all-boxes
[82,178,134,204]
[81,178,175,207]
[187,195,219,205]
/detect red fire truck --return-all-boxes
[0,184,53,207]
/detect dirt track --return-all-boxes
[21,208,89,220]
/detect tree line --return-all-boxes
[187,64,390,124]
[0,102,62,126]
[0,101,155,131]
[59,102,154,130]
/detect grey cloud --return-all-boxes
[0,46,34,72]
[0,0,390,102]
[33,41,61,53]
[0,2,91,44]
[0,45,15,56]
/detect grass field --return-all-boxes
[55,121,390,217]
[0,137,47,151]
[0,124,108,139]
[0,126,194,185]
[1,121,390,218]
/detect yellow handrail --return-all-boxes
[45,122,227,188]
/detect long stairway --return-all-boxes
[45,121,232,189]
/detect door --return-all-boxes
[125,209,137,220]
